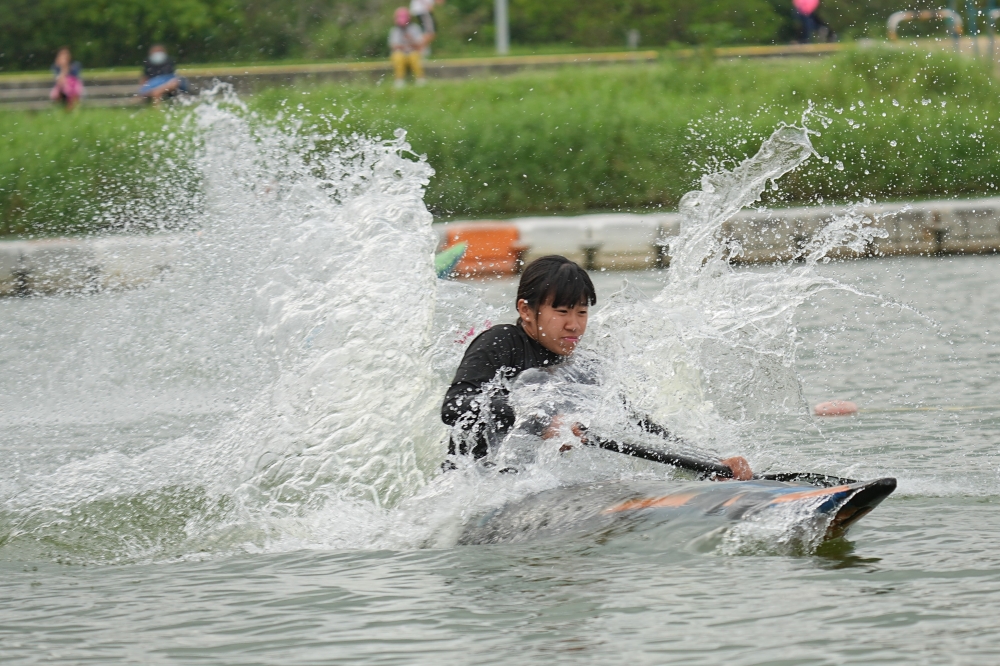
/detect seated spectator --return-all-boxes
[389,8,427,88]
[50,47,83,111]
[139,45,189,104]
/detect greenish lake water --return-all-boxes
[3,256,999,664]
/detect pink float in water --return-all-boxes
[814,400,859,416]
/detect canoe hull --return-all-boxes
[459,477,896,546]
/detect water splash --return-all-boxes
[716,497,834,557]
[195,93,442,507]
[0,88,451,562]
[0,97,894,563]
[588,122,886,464]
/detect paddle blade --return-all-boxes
[435,242,467,279]
[757,472,858,488]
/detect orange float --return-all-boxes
[813,400,860,416]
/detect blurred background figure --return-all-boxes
[50,47,83,111]
[793,0,820,42]
[409,0,443,55]
[389,8,426,88]
[139,45,189,104]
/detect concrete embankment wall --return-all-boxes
[438,197,1000,272]
[0,236,181,297]
[2,197,999,296]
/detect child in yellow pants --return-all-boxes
[389,7,427,87]
[391,51,425,83]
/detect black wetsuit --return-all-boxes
[441,323,562,458]
[143,57,176,80]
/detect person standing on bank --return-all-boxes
[50,47,84,111]
[440,255,753,479]
[409,0,443,55]
[389,7,427,88]
[793,0,821,43]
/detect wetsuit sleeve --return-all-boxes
[441,326,518,432]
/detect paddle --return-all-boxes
[580,430,735,478]
[577,428,856,488]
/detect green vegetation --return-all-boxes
[3,0,942,71]
[3,47,1000,236]
[267,46,1000,218]
[0,110,198,237]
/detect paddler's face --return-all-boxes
[518,299,588,356]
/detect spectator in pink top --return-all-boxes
[793,0,829,43]
[50,47,84,111]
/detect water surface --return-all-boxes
[4,258,1000,664]
[2,100,998,663]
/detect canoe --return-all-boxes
[459,476,896,546]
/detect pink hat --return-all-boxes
[394,7,410,26]
[794,0,819,14]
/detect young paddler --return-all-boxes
[441,255,752,479]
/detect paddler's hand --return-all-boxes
[543,417,586,452]
[542,416,563,440]
[720,456,753,481]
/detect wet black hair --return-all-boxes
[516,255,597,314]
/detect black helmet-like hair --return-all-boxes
[516,255,597,314]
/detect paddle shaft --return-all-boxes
[579,431,857,488]
[580,432,735,478]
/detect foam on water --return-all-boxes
[0,96,906,563]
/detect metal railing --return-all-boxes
[890,3,1000,60]
[988,8,1000,59]
[887,9,964,41]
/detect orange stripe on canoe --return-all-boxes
[603,493,698,513]
[721,494,745,507]
[768,485,852,504]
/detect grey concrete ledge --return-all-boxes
[3,196,999,297]
[439,197,1000,271]
[0,235,181,297]
[724,198,1000,264]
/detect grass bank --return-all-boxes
[0,110,199,237]
[3,47,1000,236]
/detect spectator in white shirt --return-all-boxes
[409,0,443,55]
